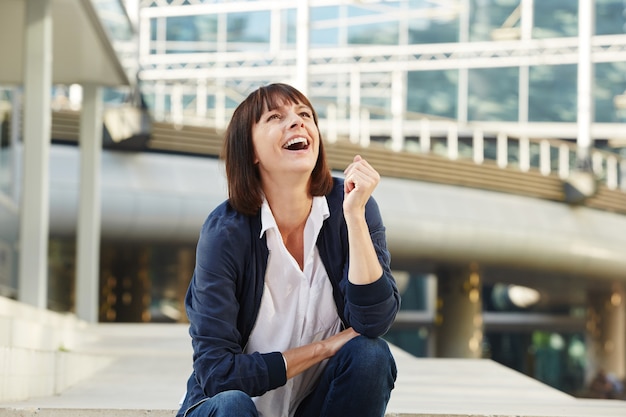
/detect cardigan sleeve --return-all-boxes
[341,195,401,338]
[185,205,287,398]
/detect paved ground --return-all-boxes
[1,323,625,417]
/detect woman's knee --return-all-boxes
[189,390,257,417]
[338,336,397,378]
[214,391,257,415]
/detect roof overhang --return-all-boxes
[0,0,130,87]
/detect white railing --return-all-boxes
[143,98,626,193]
[3,84,625,193]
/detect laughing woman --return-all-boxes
[177,83,399,417]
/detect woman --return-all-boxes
[178,83,399,417]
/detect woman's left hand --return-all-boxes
[343,155,380,220]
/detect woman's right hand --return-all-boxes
[283,328,360,379]
[322,327,360,356]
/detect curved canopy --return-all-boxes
[0,0,130,86]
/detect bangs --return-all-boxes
[252,83,317,123]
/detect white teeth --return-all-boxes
[283,137,307,148]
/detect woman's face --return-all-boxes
[251,99,320,183]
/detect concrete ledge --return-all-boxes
[2,409,626,417]
[0,409,480,417]
[0,297,81,351]
[0,297,114,402]
[0,410,176,417]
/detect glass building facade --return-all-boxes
[138,0,626,131]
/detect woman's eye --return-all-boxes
[299,111,311,118]
[267,114,280,121]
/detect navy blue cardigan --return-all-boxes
[178,178,400,416]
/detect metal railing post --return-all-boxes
[420,118,430,154]
[519,136,530,172]
[473,130,484,164]
[497,132,508,168]
[447,124,458,160]
[540,140,551,176]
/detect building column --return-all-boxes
[75,84,103,323]
[457,0,470,123]
[295,0,310,95]
[18,0,52,308]
[518,0,533,124]
[576,0,595,165]
[435,264,484,358]
[586,286,625,383]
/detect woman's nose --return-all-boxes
[287,113,304,129]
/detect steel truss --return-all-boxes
[140,35,626,82]
[136,1,626,146]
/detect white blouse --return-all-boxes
[245,196,342,417]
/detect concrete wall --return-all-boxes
[0,297,113,402]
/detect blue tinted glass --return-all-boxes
[281,8,297,47]
[150,18,157,41]
[227,11,270,46]
[347,5,377,18]
[529,64,577,122]
[407,70,457,119]
[161,14,218,53]
[470,0,519,41]
[595,62,626,123]
[166,16,196,41]
[468,67,518,121]
[596,0,626,35]
[348,22,399,44]
[409,14,459,43]
[311,5,339,21]
[534,0,578,38]
[311,27,340,46]
[346,3,399,45]
[311,6,339,46]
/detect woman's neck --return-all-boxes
[264,185,312,232]
[263,183,312,270]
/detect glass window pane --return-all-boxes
[596,0,626,35]
[150,17,158,41]
[348,21,399,45]
[281,8,297,48]
[534,0,578,39]
[409,0,459,43]
[164,15,218,53]
[468,67,518,121]
[166,16,196,41]
[595,62,626,123]
[407,70,457,119]
[227,11,271,51]
[311,6,340,47]
[529,64,577,122]
[470,0,519,41]
[347,4,399,45]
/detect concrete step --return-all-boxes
[1,318,625,417]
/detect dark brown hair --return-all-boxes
[222,83,333,216]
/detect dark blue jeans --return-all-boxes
[185,336,397,417]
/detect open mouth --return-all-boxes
[283,137,309,151]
